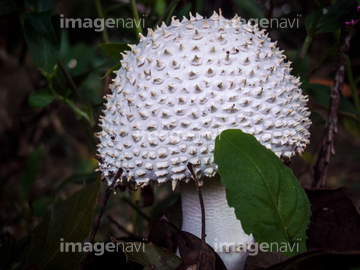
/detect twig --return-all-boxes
[57,60,94,126]
[160,215,181,233]
[57,60,91,112]
[121,196,151,222]
[186,162,206,270]
[313,30,353,188]
[81,168,122,269]
[130,188,141,235]
[44,70,92,125]
[107,215,138,239]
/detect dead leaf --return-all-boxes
[306,187,360,251]
[176,231,227,270]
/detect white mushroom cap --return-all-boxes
[96,11,311,187]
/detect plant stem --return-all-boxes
[130,0,143,38]
[194,0,204,14]
[57,60,94,125]
[95,0,110,43]
[313,29,353,188]
[131,188,142,233]
[47,75,93,125]
[293,6,323,75]
[122,196,151,221]
[81,168,122,269]
[156,0,180,27]
[108,215,139,239]
[306,39,339,77]
[187,163,206,269]
[180,176,254,269]
[57,61,85,105]
[187,163,205,244]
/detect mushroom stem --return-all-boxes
[180,176,255,270]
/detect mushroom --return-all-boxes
[96,11,311,270]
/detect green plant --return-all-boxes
[1,0,360,269]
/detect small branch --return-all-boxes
[107,215,138,239]
[57,60,81,100]
[57,60,94,125]
[130,188,141,234]
[313,30,353,188]
[81,168,122,269]
[187,162,206,270]
[45,69,93,125]
[121,196,151,222]
[160,215,181,233]
[57,60,90,110]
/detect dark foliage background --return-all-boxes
[0,0,360,269]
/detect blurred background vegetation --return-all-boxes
[0,0,360,269]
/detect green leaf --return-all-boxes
[100,63,121,79]
[101,63,121,79]
[23,11,61,73]
[214,129,311,257]
[0,180,102,270]
[28,89,56,107]
[98,43,130,61]
[233,0,264,19]
[306,84,360,116]
[305,0,357,34]
[61,43,104,77]
[154,0,166,17]
[112,238,181,269]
